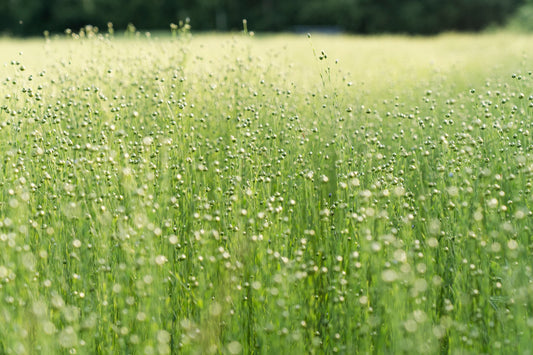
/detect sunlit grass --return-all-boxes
[0,29,532,354]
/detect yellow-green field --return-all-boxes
[1,30,533,354]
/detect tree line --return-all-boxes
[0,0,526,36]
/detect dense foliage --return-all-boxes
[0,0,526,36]
[0,28,533,354]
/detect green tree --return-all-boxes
[0,0,527,36]
[507,0,533,31]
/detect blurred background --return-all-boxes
[1,0,533,36]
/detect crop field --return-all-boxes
[1,28,533,354]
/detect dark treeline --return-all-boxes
[0,0,526,36]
